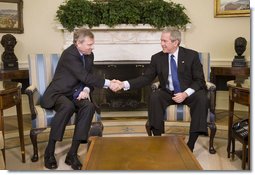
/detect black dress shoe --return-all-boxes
[152,129,162,136]
[44,154,58,169]
[65,153,82,170]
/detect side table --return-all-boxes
[0,81,25,163]
[210,67,250,90]
[227,80,250,169]
[0,69,29,93]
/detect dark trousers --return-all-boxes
[148,89,208,134]
[49,95,95,142]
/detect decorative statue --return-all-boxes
[232,37,247,67]
[1,34,19,70]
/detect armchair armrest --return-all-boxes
[25,85,40,120]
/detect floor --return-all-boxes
[3,110,250,171]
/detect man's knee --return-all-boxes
[87,101,96,112]
[61,103,76,114]
[150,90,162,101]
[79,100,96,113]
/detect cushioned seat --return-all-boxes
[25,54,103,162]
[145,52,217,154]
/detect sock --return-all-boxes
[68,140,81,155]
[187,132,200,152]
[46,139,56,155]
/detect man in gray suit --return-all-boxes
[113,27,208,152]
[41,28,118,170]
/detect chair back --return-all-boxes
[28,54,60,96]
[198,52,210,82]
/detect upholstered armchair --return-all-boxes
[145,52,217,154]
[25,54,103,162]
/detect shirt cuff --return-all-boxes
[104,79,110,88]
[83,87,90,93]
[184,88,195,96]
[123,81,130,91]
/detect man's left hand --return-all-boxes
[77,90,90,100]
[172,92,188,103]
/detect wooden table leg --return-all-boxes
[227,98,234,158]
[0,110,5,165]
[16,102,25,163]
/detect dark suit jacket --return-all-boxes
[41,44,105,108]
[128,46,206,92]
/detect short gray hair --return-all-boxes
[162,27,181,45]
[73,28,94,44]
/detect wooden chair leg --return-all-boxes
[145,120,152,136]
[231,138,235,160]
[30,128,46,162]
[242,144,247,170]
[207,122,216,154]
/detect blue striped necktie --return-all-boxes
[170,54,181,93]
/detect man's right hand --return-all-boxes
[110,79,124,92]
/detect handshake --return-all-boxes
[109,79,125,92]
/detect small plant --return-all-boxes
[56,0,190,31]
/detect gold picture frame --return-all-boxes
[0,0,23,33]
[214,0,250,17]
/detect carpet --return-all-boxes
[3,110,249,170]
[5,134,244,170]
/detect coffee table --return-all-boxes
[82,136,202,170]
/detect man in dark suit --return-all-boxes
[113,27,208,152]
[41,28,118,170]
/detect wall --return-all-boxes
[0,0,250,115]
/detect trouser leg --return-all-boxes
[73,99,95,142]
[50,96,76,141]
[46,96,75,154]
[184,89,208,151]
[148,90,175,135]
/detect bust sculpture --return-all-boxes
[1,34,19,70]
[232,37,247,67]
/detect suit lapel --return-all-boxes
[177,48,185,73]
[84,54,92,71]
[161,52,169,84]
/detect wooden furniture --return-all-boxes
[210,67,250,90]
[0,121,5,169]
[145,52,217,154]
[83,136,202,170]
[227,80,250,169]
[0,69,29,93]
[0,81,25,163]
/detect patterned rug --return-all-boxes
[4,110,248,149]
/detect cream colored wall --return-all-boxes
[0,0,250,65]
[177,0,250,65]
[0,0,250,116]
[0,0,65,68]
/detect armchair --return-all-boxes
[145,52,217,154]
[25,54,103,162]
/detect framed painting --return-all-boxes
[214,0,250,17]
[0,0,23,33]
